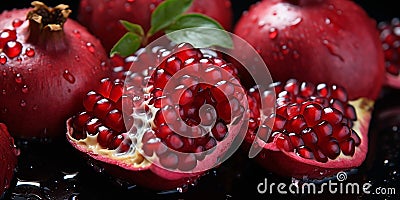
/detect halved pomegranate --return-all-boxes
[66,43,248,190]
[378,18,400,88]
[245,79,373,179]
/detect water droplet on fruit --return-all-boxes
[336,9,343,15]
[86,42,95,53]
[22,85,29,93]
[72,30,81,38]
[25,47,35,57]
[4,41,23,58]
[33,105,39,111]
[20,100,26,107]
[74,55,80,62]
[2,89,6,95]
[322,39,344,61]
[15,73,23,84]
[269,27,278,39]
[0,54,6,64]
[124,3,132,11]
[292,50,300,59]
[12,19,23,28]
[325,18,331,25]
[126,0,135,3]
[281,45,289,55]
[63,70,76,84]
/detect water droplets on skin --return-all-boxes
[20,100,27,107]
[86,42,95,53]
[63,70,76,84]
[325,18,331,25]
[124,3,132,12]
[291,17,303,27]
[0,54,7,64]
[22,85,29,93]
[15,73,23,84]
[74,55,80,62]
[126,0,136,3]
[269,27,278,39]
[322,39,344,61]
[72,30,81,38]
[25,47,35,57]
[12,19,23,28]
[2,89,6,95]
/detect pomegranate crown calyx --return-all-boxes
[27,1,72,31]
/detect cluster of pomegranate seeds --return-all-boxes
[247,79,360,163]
[144,43,242,154]
[378,18,400,75]
[71,78,131,153]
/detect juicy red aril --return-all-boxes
[275,133,293,152]
[296,146,314,159]
[3,41,22,58]
[247,79,361,163]
[340,138,356,156]
[378,18,400,75]
[71,78,127,150]
[212,121,228,141]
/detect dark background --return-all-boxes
[1,1,399,200]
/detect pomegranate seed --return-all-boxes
[284,79,299,95]
[109,134,124,149]
[296,146,314,159]
[163,56,182,75]
[316,83,331,98]
[275,133,293,152]
[331,85,348,102]
[351,129,361,146]
[330,99,345,114]
[97,126,113,148]
[332,123,351,142]
[166,134,184,151]
[98,78,113,98]
[313,149,328,163]
[301,128,318,146]
[86,118,101,135]
[322,107,343,124]
[285,115,306,133]
[204,137,217,151]
[345,105,357,121]
[159,152,179,169]
[313,121,333,139]
[104,109,124,132]
[320,139,340,159]
[72,112,91,131]
[93,98,113,119]
[178,153,197,171]
[299,81,315,97]
[302,103,323,126]
[289,133,304,147]
[212,121,228,141]
[84,91,102,112]
[340,138,356,156]
[257,125,272,142]
[286,103,300,119]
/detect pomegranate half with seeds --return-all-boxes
[0,2,110,139]
[78,0,233,52]
[245,79,372,179]
[378,18,400,88]
[66,43,248,190]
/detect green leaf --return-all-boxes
[110,32,141,57]
[120,20,144,36]
[148,0,193,35]
[165,14,233,49]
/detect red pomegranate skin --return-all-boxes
[234,0,385,100]
[78,0,234,51]
[0,123,18,196]
[0,7,111,140]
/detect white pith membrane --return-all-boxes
[67,44,249,182]
[245,80,374,179]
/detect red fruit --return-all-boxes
[378,18,400,88]
[0,123,18,196]
[67,43,247,190]
[78,0,233,51]
[234,0,385,100]
[0,2,110,139]
[245,79,373,179]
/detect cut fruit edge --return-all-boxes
[252,98,373,178]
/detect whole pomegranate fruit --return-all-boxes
[234,0,385,100]
[0,123,18,197]
[378,18,400,88]
[67,43,248,190]
[245,79,372,179]
[78,0,234,52]
[0,2,110,140]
